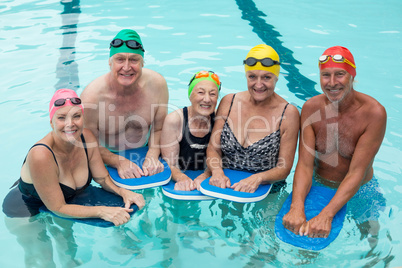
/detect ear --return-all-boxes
[50,118,54,129]
[108,57,112,69]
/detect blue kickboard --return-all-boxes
[199,169,272,203]
[39,185,138,228]
[275,186,347,251]
[162,170,215,201]
[107,147,171,190]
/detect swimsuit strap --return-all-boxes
[11,143,59,189]
[182,106,189,137]
[278,103,290,129]
[224,94,236,124]
[79,133,92,188]
[210,111,215,131]
[23,143,59,166]
[80,133,89,159]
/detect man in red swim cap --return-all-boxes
[283,46,387,248]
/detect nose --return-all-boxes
[255,77,264,88]
[328,74,337,87]
[122,58,130,70]
[65,117,73,127]
[203,93,211,103]
[65,116,75,128]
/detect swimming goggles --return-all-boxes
[188,70,221,90]
[110,39,145,52]
[243,57,280,67]
[54,97,82,107]
[319,54,356,69]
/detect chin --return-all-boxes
[325,93,344,104]
[199,107,214,116]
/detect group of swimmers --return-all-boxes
[3,29,386,246]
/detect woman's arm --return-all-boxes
[84,129,145,209]
[206,94,234,188]
[160,109,196,191]
[27,145,129,226]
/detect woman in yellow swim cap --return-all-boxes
[206,44,300,193]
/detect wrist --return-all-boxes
[320,207,336,219]
[176,175,191,183]
[211,168,224,176]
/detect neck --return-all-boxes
[51,132,79,155]
[249,92,277,107]
[107,73,140,96]
[328,88,356,114]
[187,106,211,128]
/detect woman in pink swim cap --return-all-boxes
[3,89,145,224]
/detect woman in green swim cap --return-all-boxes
[161,71,221,191]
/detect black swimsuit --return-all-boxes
[2,134,92,217]
[178,106,215,171]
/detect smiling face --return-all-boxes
[246,69,278,102]
[51,105,83,143]
[109,53,144,87]
[320,67,354,103]
[189,80,219,117]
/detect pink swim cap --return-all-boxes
[319,46,356,77]
[49,89,84,120]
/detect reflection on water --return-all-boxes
[55,0,81,91]
[235,0,320,101]
[4,215,82,267]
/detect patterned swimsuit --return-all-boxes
[220,94,289,172]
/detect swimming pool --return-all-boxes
[1,0,401,266]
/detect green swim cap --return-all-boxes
[109,29,144,58]
[188,71,221,98]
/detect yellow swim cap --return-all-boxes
[244,44,280,77]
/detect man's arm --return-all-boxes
[143,72,169,175]
[283,100,317,234]
[80,81,101,149]
[80,79,118,165]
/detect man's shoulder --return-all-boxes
[81,73,108,101]
[358,91,386,119]
[141,68,168,95]
[301,94,326,111]
[142,68,166,83]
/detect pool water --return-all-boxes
[1,0,401,267]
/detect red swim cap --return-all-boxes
[319,46,356,77]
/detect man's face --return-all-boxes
[109,53,144,87]
[320,67,354,103]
